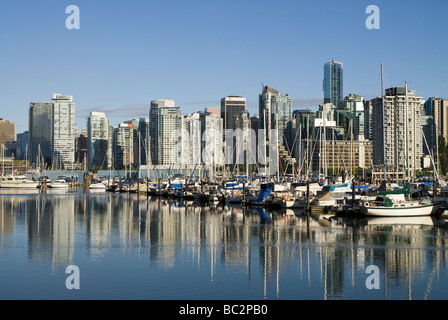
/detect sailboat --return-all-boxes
[360,66,442,217]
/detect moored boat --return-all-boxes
[0,174,39,189]
[359,194,442,217]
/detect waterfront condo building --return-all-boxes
[149,99,183,165]
[371,86,424,179]
[52,94,76,169]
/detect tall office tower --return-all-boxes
[221,96,246,130]
[87,112,111,169]
[199,111,224,170]
[323,59,344,107]
[371,86,424,177]
[182,113,201,166]
[0,119,15,147]
[259,86,293,147]
[29,102,53,167]
[113,123,134,169]
[149,99,183,165]
[52,94,76,169]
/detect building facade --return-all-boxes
[149,99,183,165]
[0,119,15,147]
[371,86,424,178]
[182,113,201,166]
[221,96,246,131]
[200,111,224,170]
[113,123,134,169]
[259,86,293,149]
[323,59,343,107]
[29,102,53,167]
[52,94,76,169]
[88,112,112,169]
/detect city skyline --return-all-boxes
[1,0,447,134]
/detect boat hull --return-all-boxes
[0,183,39,189]
[360,203,439,217]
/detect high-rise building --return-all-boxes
[149,99,183,165]
[424,97,448,142]
[339,94,365,141]
[259,85,293,148]
[77,129,88,166]
[182,113,201,166]
[233,110,255,167]
[371,86,424,177]
[221,96,246,131]
[323,59,343,107]
[199,111,224,170]
[16,131,29,161]
[52,94,76,169]
[87,112,111,169]
[124,118,150,167]
[113,123,134,169]
[29,102,53,167]
[0,119,15,147]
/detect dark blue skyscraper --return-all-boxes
[323,59,343,107]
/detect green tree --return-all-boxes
[438,135,448,176]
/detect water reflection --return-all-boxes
[1,192,448,300]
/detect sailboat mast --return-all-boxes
[405,82,409,183]
[381,64,386,182]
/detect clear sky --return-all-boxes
[1,0,447,134]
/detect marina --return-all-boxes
[1,187,448,300]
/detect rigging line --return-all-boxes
[370,66,381,99]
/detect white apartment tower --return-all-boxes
[182,113,201,166]
[52,94,76,169]
[371,86,424,178]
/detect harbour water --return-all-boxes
[1,189,448,301]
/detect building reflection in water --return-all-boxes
[1,193,448,299]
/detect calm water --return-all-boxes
[1,189,448,300]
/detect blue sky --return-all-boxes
[1,0,447,133]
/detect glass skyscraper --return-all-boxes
[29,102,53,167]
[323,59,343,107]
